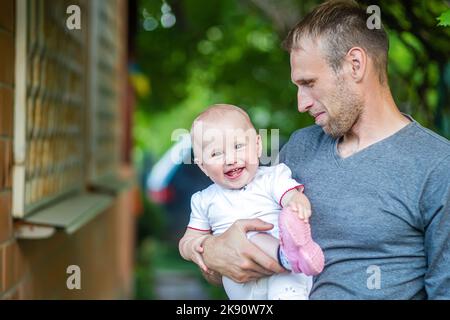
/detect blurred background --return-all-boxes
[0,0,448,300]
[132,0,450,299]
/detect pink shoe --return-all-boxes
[279,207,325,276]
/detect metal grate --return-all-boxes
[13,0,124,218]
[13,0,87,218]
[88,0,121,183]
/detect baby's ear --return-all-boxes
[256,134,263,157]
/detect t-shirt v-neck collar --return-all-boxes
[330,114,416,167]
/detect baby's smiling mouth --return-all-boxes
[224,167,244,179]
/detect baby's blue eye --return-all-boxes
[211,151,222,157]
[235,143,245,149]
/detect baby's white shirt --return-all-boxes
[188,163,303,237]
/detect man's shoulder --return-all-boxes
[285,124,330,152]
[408,122,450,162]
[412,122,450,149]
[279,125,328,164]
[290,124,324,141]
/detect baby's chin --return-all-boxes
[221,174,257,190]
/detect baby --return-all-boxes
[179,104,324,299]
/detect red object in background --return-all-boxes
[149,187,175,204]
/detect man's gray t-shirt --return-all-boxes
[279,119,450,299]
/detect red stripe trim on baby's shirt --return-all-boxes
[187,226,211,232]
[279,184,305,208]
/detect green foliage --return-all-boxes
[134,0,315,157]
[134,238,228,299]
[134,0,449,160]
[133,0,449,300]
[437,9,450,26]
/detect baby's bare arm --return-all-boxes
[179,228,211,272]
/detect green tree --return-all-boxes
[134,0,450,157]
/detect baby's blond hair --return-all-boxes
[191,104,253,130]
[190,104,256,162]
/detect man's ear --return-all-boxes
[345,47,366,83]
[256,134,263,158]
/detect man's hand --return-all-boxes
[179,229,210,272]
[200,269,222,286]
[187,235,210,273]
[202,219,286,284]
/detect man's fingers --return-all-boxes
[201,269,222,286]
[194,253,209,272]
[245,243,285,274]
[237,271,269,283]
[241,259,274,276]
[236,219,274,233]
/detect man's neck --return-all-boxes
[338,86,411,158]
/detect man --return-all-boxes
[200,0,450,299]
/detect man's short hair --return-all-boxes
[283,0,389,83]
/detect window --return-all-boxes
[12,0,125,232]
[87,0,124,187]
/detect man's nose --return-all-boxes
[298,87,314,113]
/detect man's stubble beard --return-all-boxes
[323,79,364,139]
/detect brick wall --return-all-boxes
[0,0,136,299]
[0,188,136,299]
[0,0,15,296]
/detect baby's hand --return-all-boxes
[287,191,312,222]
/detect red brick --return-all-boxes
[0,0,14,33]
[0,32,14,85]
[0,139,12,189]
[0,87,13,137]
[0,285,20,300]
[0,192,12,243]
[4,140,12,189]
[17,277,32,299]
[0,139,4,188]
[2,242,16,291]
[13,243,27,285]
[0,246,3,293]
